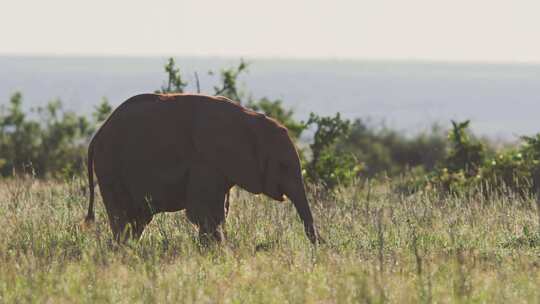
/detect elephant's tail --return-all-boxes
[84,139,96,224]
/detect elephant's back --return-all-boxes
[95,94,192,143]
[99,93,239,129]
[92,94,197,184]
[105,93,196,124]
[91,93,242,164]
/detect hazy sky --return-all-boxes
[1,0,539,62]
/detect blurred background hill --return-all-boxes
[2,55,539,140]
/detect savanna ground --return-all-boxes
[1,177,539,303]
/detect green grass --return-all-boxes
[1,177,539,303]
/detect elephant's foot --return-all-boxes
[107,205,153,243]
[304,222,324,245]
[111,217,151,243]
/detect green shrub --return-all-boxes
[444,120,485,177]
[340,119,447,177]
[479,150,532,196]
[0,93,111,178]
[521,134,540,191]
[420,120,487,193]
[155,58,188,94]
[303,113,360,189]
[405,120,540,196]
[212,59,248,101]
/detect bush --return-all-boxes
[303,113,360,189]
[339,119,447,177]
[212,59,248,101]
[155,58,188,94]
[405,120,540,196]
[444,120,485,177]
[0,93,111,178]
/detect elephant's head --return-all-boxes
[250,114,321,244]
[193,97,321,244]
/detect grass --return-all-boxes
[0,177,539,303]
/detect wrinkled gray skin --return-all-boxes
[85,93,321,244]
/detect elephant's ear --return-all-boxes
[259,127,289,202]
[192,100,264,194]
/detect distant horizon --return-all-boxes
[2,56,539,141]
[2,53,540,66]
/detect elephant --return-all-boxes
[84,93,321,244]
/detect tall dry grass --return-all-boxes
[0,177,539,303]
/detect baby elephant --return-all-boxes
[84,93,321,244]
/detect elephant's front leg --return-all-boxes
[185,164,229,244]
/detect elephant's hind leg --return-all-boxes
[99,183,126,241]
[116,182,154,242]
[100,182,152,242]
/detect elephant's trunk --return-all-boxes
[288,184,320,244]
